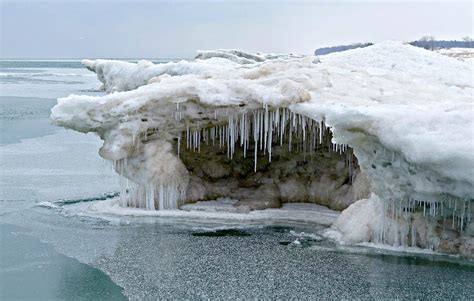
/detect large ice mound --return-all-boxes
[51,41,473,255]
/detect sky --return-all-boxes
[0,0,472,59]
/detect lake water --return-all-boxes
[1,60,473,300]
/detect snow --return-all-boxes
[82,49,305,93]
[82,57,238,93]
[51,41,473,250]
[326,193,383,243]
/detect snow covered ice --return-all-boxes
[51,41,473,256]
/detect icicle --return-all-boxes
[229,114,234,159]
[288,118,292,152]
[242,113,247,158]
[302,116,306,142]
[259,110,264,151]
[219,125,222,149]
[264,106,268,154]
[145,184,155,210]
[212,127,215,146]
[158,183,164,210]
[241,115,245,156]
[452,200,457,229]
[468,200,471,225]
[312,124,317,152]
[320,121,324,144]
[226,123,230,159]
[280,108,285,146]
[268,112,273,162]
[198,129,201,153]
[254,112,258,172]
[186,125,190,149]
[177,136,181,157]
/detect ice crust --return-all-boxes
[51,41,473,252]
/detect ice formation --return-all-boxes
[435,47,474,63]
[51,42,473,255]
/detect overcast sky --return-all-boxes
[0,0,472,59]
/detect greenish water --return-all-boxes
[0,96,58,144]
[0,224,126,300]
[0,89,126,299]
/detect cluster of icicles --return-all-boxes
[113,158,187,210]
[374,197,472,250]
[179,107,352,173]
[114,106,356,210]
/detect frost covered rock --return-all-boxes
[52,41,473,255]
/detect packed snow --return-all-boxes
[51,41,473,254]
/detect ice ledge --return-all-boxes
[82,198,339,226]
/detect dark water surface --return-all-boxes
[2,205,473,300]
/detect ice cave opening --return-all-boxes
[114,106,365,212]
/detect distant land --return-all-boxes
[315,39,473,56]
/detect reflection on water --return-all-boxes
[192,229,252,237]
[372,253,473,270]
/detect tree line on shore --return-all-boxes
[314,36,473,55]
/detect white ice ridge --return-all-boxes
[52,41,473,250]
[82,49,306,93]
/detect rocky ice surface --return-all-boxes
[435,47,474,63]
[51,42,473,256]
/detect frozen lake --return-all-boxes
[1,60,473,300]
